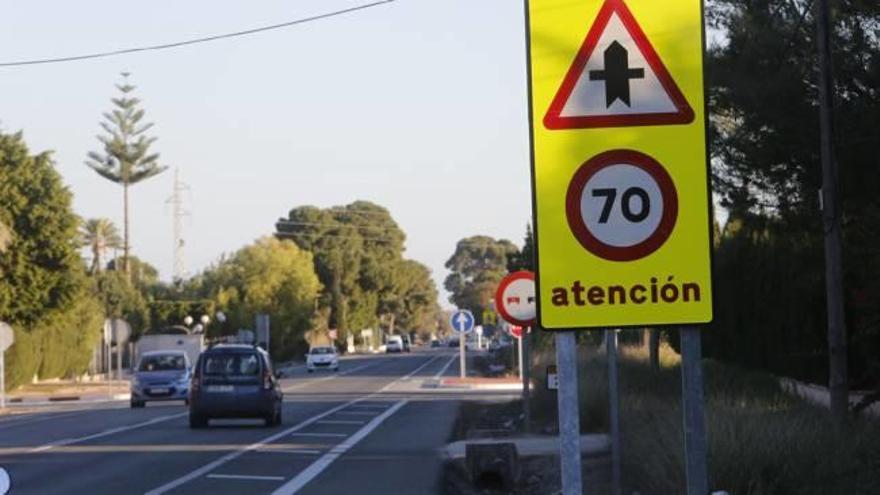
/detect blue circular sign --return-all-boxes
[449,310,475,334]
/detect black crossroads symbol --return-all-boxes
[588,40,644,107]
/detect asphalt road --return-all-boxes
[0,348,511,495]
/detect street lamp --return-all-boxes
[183,315,193,327]
[200,314,211,326]
[215,311,226,324]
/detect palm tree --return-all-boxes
[86,72,167,274]
[80,218,122,274]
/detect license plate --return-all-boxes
[207,385,234,393]
[150,387,170,394]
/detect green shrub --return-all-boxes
[4,327,38,389]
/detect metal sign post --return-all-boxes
[606,329,621,495]
[103,319,112,397]
[0,351,5,409]
[256,314,271,351]
[0,323,12,410]
[681,327,708,494]
[495,271,538,434]
[556,331,582,494]
[449,310,474,379]
[459,332,466,378]
[518,333,524,380]
[523,327,532,433]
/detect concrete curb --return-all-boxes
[442,434,611,460]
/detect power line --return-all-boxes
[275,220,403,231]
[0,0,395,68]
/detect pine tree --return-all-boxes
[86,72,166,274]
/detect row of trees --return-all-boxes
[274,201,441,348]
[703,0,880,389]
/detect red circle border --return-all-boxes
[565,149,678,262]
[495,271,537,327]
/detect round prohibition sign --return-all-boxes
[566,149,678,262]
[495,271,536,327]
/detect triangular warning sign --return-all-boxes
[544,0,694,130]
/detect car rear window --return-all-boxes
[139,354,186,372]
[310,347,334,355]
[202,353,261,379]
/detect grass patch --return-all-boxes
[530,341,880,494]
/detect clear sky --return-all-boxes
[0,0,534,306]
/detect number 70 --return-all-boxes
[591,187,651,223]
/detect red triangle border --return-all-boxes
[543,0,695,130]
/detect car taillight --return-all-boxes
[191,375,200,393]
[262,369,272,390]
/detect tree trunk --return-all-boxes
[649,329,660,371]
[123,182,130,275]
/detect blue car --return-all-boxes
[131,350,191,408]
[188,344,283,428]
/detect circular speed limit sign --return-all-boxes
[566,149,678,262]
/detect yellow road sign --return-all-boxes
[526,0,713,329]
[482,309,497,326]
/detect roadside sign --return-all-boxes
[526,0,713,329]
[482,309,497,326]
[547,365,559,390]
[110,319,131,346]
[508,325,532,339]
[495,271,537,327]
[449,309,475,334]
[0,323,13,352]
[0,466,9,494]
[0,322,12,410]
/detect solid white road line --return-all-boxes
[270,400,408,495]
[257,449,322,456]
[434,354,458,379]
[28,412,188,453]
[394,354,443,383]
[289,432,347,438]
[206,474,286,481]
[145,354,436,495]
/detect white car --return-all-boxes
[385,336,404,353]
[306,346,339,372]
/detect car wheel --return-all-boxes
[189,413,208,429]
[307,369,314,373]
[130,400,145,408]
